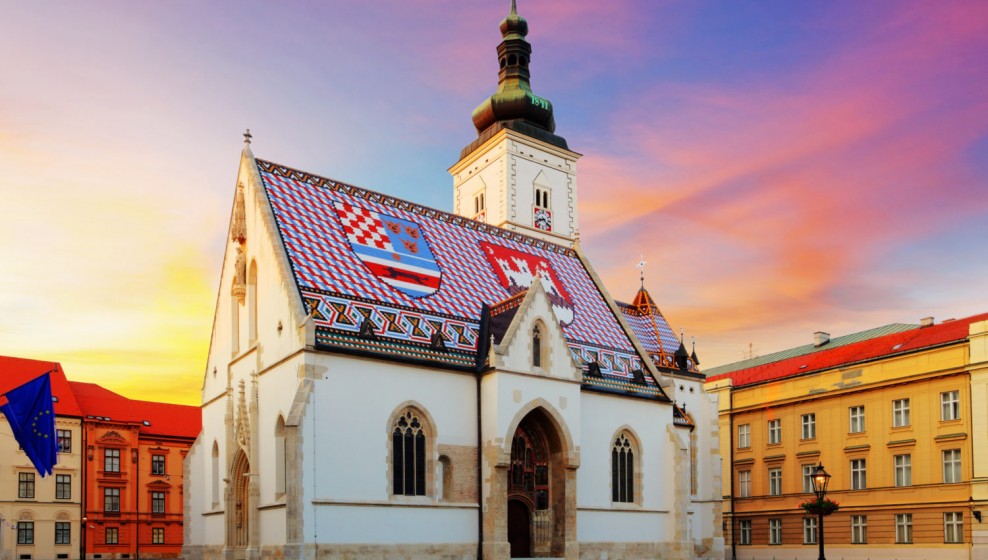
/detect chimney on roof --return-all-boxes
[814,331,830,347]
[920,316,934,327]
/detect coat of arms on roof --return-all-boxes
[480,241,574,326]
[332,201,442,298]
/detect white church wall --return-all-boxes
[315,504,478,544]
[578,509,675,543]
[505,136,577,238]
[452,140,507,226]
[482,371,582,456]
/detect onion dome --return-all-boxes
[466,0,568,152]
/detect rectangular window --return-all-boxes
[851,458,867,490]
[896,513,913,543]
[769,519,782,545]
[802,465,815,493]
[849,405,865,433]
[56,474,72,500]
[769,467,782,496]
[105,526,119,545]
[105,448,121,472]
[151,454,166,475]
[57,429,72,452]
[738,424,750,449]
[55,521,71,545]
[895,454,912,487]
[18,472,35,499]
[803,517,818,544]
[104,487,121,512]
[943,449,962,483]
[739,470,751,498]
[152,527,165,544]
[801,413,816,439]
[152,491,165,514]
[738,520,752,545]
[851,515,867,544]
[17,521,34,545]
[944,512,963,543]
[768,419,781,444]
[893,398,911,427]
[941,390,960,421]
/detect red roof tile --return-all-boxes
[0,355,82,416]
[707,312,988,388]
[69,381,201,439]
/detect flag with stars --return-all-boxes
[0,372,58,476]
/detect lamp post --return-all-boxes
[811,463,831,560]
[80,515,87,560]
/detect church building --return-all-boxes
[183,3,723,559]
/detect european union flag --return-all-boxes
[1,372,58,476]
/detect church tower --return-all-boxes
[449,0,581,244]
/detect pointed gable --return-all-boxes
[256,160,666,398]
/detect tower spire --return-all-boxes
[468,0,567,149]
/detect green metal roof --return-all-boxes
[702,323,920,377]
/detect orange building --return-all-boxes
[705,313,988,560]
[71,382,200,559]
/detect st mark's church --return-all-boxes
[183,3,723,559]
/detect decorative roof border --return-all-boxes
[257,159,577,257]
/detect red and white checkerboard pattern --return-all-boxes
[335,202,394,251]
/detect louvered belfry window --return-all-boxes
[392,410,426,496]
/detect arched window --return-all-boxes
[534,188,542,209]
[612,432,636,503]
[392,409,427,496]
[274,416,286,496]
[247,261,258,343]
[532,323,543,368]
[211,441,220,508]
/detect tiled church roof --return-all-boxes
[616,287,700,377]
[257,160,668,399]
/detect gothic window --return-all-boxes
[532,323,543,368]
[392,409,427,496]
[612,432,637,503]
[211,441,220,508]
[275,416,287,496]
[248,261,258,342]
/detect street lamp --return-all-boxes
[811,463,831,560]
[80,515,87,560]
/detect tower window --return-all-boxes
[520,56,528,67]
[500,57,506,68]
[508,54,517,66]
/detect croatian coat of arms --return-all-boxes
[333,201,441,298]
[480,241,575,325]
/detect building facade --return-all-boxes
[0,357,83,560]
[705,313,988,560]
[72,382,200,559]
[183,4,722,560]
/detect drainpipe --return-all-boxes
[729,386,736,560]
[135,439,141,560]
[474,305,491,560]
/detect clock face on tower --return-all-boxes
[533,207,552,231]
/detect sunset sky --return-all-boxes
[2,1,986,405]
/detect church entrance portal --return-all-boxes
[229,450,250,549]
[506,410,562,558]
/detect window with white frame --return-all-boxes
[803,517,818,544]
[896,513,913,543]
[769,467,782,496]
[18,472,35,499]
[104,448,121,472]
[894,454,912,487]
[851,458,867,490]
[802,465,815,493]
[738,424,750,449]
[849,405,865,433]
[105,526,119,545]
[104,487,121,512]
[801,413,816,439]
[851,515,867,544]
[739,470,751,498]
[943,449,961,483]
[57,429,72,452]
[769,519,782,545]
[738,519,752,545]
[768,419,781,444]
[893,398,910,427]
[941,390,959,421]
[944,512,963,543]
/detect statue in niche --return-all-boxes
[232,245,247,304]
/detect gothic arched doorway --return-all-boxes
[507,409,564,558]
[229,450,250,548]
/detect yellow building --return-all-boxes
[0,357,83,560]
[705,312,988,560]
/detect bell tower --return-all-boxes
[449,0,581,245]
